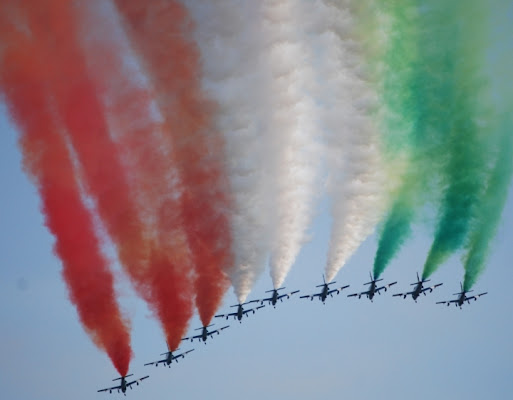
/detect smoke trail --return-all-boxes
[113,0,233,326]
[258,0,322,289]
[462,1,513,291]
[26,0,194,350]
[74,0,196,349]
[422,1,492,279]
[304,0,387,283]
[0,3,132,375]
[184,0,275,303]
[463,118,513,291]
[373,1,469,279]
[372,0,423,279]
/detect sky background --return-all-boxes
[1,103,512,400]
[1,3,513,400]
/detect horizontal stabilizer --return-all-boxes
[364,278,383,285]
[113,374,133,381]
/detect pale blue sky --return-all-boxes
[1,99,512,399]
[1,2,512,399]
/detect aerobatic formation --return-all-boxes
[0,0,511,392]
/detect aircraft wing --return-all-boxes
[144,358,166,367]
[214,311,237,320]
[465,292,488,302]
[421,283,443,293]
[126,376,149,389]
[277,290,300,301]
[436,299,459,305]
[243,305,265,315]
[331,285,349,295]
[176,349,194,359]
[300,293,321,300]
[348,290,370,298]
[208,325,229,337]
[376,281,397,294]
[392,291,414,298]
[98,384,122,393]
[182,333,203,341]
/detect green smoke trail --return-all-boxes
[371,0,421,279]
[421,1,493,279]
[374,0,465,278]
[462,119,513,291]
[462,0,513,291]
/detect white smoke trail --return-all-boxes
[261,0,323,289]
[183,0,276,303]
[307,0,388,283]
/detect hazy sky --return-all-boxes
[1,101,512,400]
[1,2,512,400]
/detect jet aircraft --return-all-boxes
[393,272,442,302]
[256,287,300,308]
[300,276,349,304]
[144,342,194,367]
[348,272,397,302]
[436,283,487,309]
[98,374,149,395]
[181,324,229,344]
[215,300,265,322]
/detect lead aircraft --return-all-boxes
[98,374,149,395]
[348,272,397,302]
[436,283,487,309]
[182,324,229,344]
[393,272,443,302]
[256,287,300,308]
[300,275,349,304]
[144,342,194,367]
[214,300,265,322]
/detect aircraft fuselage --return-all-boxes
[236,305,244,320]
[120,378,127,393]
[320,285,329,302]
[271,291,278,306]
[412,283,422,300]
[368,282,376,300]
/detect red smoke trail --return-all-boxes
[114,0,233,325]
[24,1,194,350]
[0,3,132,376]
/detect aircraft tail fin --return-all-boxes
[364,271,374,285]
